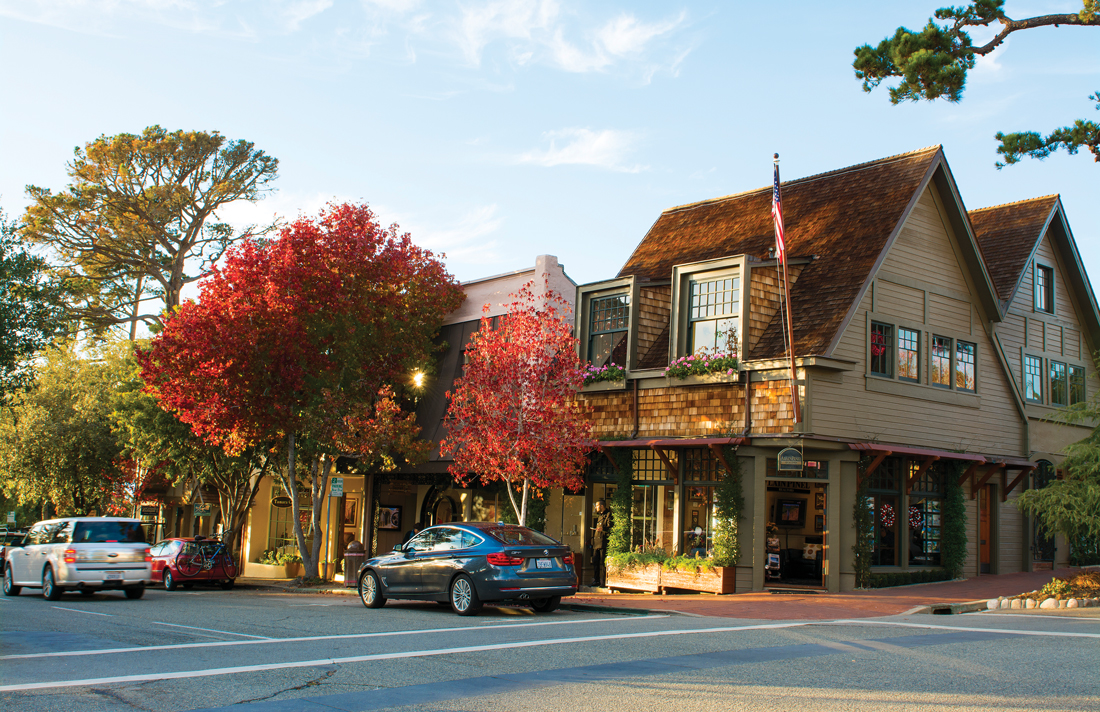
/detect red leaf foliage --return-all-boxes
[138,202,464,455]
[441,281,594,493]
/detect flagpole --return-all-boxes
[773,154,801,425]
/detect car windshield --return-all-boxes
[73,521,147,543]
[484,526,559,546]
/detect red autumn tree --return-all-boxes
[139,202,463,576]
[441,281,594,526]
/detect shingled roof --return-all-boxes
[618,147,944,360]
[970,196,1059,306]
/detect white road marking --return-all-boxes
[50,607,113,617]
[827,618,1100,639]
[151,621,272,639]
[0,621,812,692]
[0,615,669,660]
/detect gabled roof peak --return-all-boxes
[662,146,942,216]
[970,194,1059,214]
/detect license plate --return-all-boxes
[105,571,124,580]
[535,558,552,569]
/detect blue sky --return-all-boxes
[2,1,1097,291]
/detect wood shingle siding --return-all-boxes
[636,285,671,369]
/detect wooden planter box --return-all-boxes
[580,380,627,393]
[243,562,299,579]
[659,566,736,594]
[606,564,662,593]
[669,371,741,387]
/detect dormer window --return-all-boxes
[688,276,739,354]
[589,294,630,367]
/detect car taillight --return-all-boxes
[563,552,574,566]
[64,548,76,564]
[486,552,525,566]
[144,548,152,562]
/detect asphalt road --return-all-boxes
[1,586,1097,712]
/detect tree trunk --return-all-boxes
[281,433,313,580]
[306,455,333,579]
[129,274,144,341]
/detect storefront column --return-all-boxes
[752,454,768,592]
[826,455,842,593]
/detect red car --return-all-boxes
[150,537,238,591]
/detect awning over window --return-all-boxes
[850,442,1036,499]
[849,442,986,462]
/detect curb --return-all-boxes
[560,602,655,616]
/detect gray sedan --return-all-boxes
[357,522,577,615]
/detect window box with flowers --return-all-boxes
[581,362,627,392]
[665,352,740,386]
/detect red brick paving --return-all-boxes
[570,568,1085,620]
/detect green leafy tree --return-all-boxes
[0,342,124,515]
[23,126,278,338]
[1018,400,1100,553]
[853,1,1100,166]
[0,208,68,401]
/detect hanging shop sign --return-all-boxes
[271,495,293,508]
[140,505,159,516]
[777,447,804,471]
[194,503,212,516]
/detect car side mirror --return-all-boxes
[393,545,403,552]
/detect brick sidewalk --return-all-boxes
[570,567,1086,620]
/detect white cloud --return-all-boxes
[454,0,559,66]
[401,204,505,264]
[276,0,333,32]
[515,127,644,172]
[597,11,684,57]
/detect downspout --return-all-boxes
[742,369,752,436]
[630,378,639,439]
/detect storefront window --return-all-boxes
[868,458,900,566]
[267,493,312,554]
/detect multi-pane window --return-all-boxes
[897,328,920,382]
[1070,365,1087,405]
[1024,355,1043,402]
[909,466,944,566]
[931,336,951,387]
[688,276,739,355]
[683,448,719,482]
[870,322,893,377]
[1035,264,1054,313]
[589,294,629,367]
[1050,361,1068,406]
[868,457,900,567]
[632,448,674,482]
[955,341,976,392]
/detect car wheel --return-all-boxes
[449,574,482,616]
[43,567,63,601]
[3,567,20,596]
[124,586,145,600]
[219,579,234,590]
[163,570,177,591]
[531,595,561,613]
[359,570,386,609]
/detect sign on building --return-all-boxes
[777,447,804,472]
[140,505,159,516]
[330,477,344,498]
[194,503,212,516]
[271,495,292,508]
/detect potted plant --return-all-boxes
[582,362,627,392]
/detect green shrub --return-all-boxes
[711,446,744,567]
[940,462,968,579]
[607,548,668,573]
[606,447,634,556]
[852,459,874,588]
[662,553,716,573]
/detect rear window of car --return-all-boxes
[484,526,559,546]
[73,521,147,543]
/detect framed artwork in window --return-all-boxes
[814,514,824,533]
[378,505,401,530]
[689,486,707,502]
[815,492,825,511]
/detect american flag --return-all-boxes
[772,160,785,263]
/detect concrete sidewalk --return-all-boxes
[570,567,1089,620]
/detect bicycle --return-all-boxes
[175,537,238,579]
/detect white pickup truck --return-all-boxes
[2,517,153,600]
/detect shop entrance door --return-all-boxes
[765,482,827,589]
